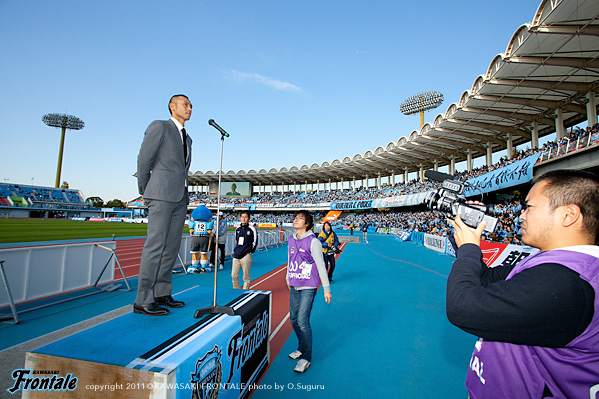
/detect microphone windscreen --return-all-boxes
[424,170,455,182]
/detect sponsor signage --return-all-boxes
[410,231,424,245]
[331,200,373,211]
[481,242,539,268]
[424,233,446,253]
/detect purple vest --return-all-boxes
[466,247,599,399]
[287,233,321,288]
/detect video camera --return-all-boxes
[424,170,499,234]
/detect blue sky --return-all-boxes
[0,0,543,202]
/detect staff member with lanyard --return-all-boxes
[286,210,332,373]
[318,221,340,283]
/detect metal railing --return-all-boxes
[537,132,599,163]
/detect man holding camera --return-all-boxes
[446,169,599,399]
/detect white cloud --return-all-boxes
[230,70,303,93]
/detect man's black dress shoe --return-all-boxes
[133,303,169,316]
[154,296,185,308]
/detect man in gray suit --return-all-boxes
[134,94,193,316]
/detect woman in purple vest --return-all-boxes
[286,210,332,373]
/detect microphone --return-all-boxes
[208,119,229,137]
[424,170,456,182]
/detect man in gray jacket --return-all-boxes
[134,94,193,316]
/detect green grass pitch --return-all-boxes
[0,219,154,244]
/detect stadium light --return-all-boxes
[400,91,444,128]
[42,113,85,188]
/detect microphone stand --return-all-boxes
[194,123,235,318]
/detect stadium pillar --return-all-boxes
[532,121,539,149]
[486,142,493,166]
[556,108,565,140]
[404,168,408,184]
[587,91,597,127]
[419,165,424,182]
[507,132,513,159]
[450,155,455,175]
[391,172,395,185]
[467,150,472,172]
[433,160,438,172]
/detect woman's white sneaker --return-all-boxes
[288,350,302,359]
[294,359,310,373]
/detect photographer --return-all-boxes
[445,169,599,399]
[318,221,340,283]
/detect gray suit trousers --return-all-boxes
[135,194,187,304]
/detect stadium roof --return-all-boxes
[189,0,599,187]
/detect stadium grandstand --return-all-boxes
[137,0,598,245]
[181,124,599,246]
[4,0,599,244]
[0,184,101,219]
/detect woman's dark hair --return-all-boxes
[295,210,314,230]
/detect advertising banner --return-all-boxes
[374,196,407,208]
[464,153,541,196]
[126,291,270,399]
[424,233,446,253]
[330,199,374,211]
[257,223,276,228]
[372,191,431,209]
[410,231,424,245]
[480,241,539,268]
[397,230,411,241]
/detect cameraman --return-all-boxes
[318,221,340,283]
[446,169,599,399]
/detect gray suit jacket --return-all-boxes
[137,119,192,203]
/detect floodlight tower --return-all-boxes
[400,91,444,128]
[42,113,85,188]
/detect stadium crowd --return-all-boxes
[189,123,599,208]
[537,122,599,161]
[332,199,524,245]
[220,197,525,245]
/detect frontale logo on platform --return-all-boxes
[191,345,222,399]
[7,369,78,394]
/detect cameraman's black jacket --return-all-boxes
[446,244,594,347]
